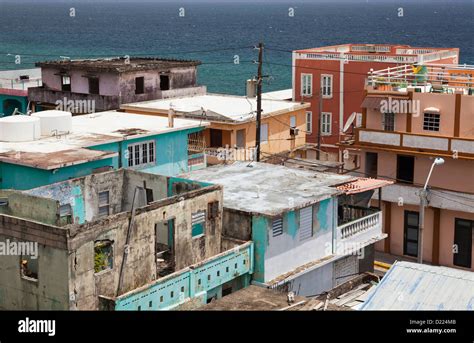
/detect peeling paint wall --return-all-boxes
[68,185,223,310]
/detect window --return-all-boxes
[306,111,312,133]
[423,112,440,131]
[404,211,419,257]
[236,129,245,148]
[94,240,113,273]
[321,112,332,135]
[191,210,206,237]
[397,155,415,184]
[208,201,219,220]
[127,141,156,167]
[20,255,38,281]
[301,74,312,96]
[210,129,223,148]
[382,112,395,131]
[272,217,283,237]
[88,77,99,94]
[365,152,378,178]
[98,191,110,217]
[61,75,71,91]
[453,219,473,268]
[160,75,170,91]
[135,76,145,94]
[299,206,313,241]
[290,116,296,128]
[59,204,73,224]
[321,74,333,98]
[260,123,268,144]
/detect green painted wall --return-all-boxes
[0,126,206,190]
[0,94,28,116]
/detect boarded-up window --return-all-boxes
[299,206,313,241]
[191,211,206,237]
[272,217,283,237]
[98,191,110,217]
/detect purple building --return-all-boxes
[29,57,206,113]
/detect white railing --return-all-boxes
[338,211,381,240]
[299,52,418,64]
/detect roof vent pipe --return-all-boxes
[168,106,175,128]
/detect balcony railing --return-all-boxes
[354,129,474,158]
[338,211,381,240]
[110,241,253,311]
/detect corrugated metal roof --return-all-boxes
[361,261,474,310]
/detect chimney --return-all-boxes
[246,79,257,97]
[168,106,175,128]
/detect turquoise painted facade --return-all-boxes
[0,94,28,117]
[115,242,253,310]
[251,197,337,283]
[0,127,206,190]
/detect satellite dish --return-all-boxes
[343,112,357,133]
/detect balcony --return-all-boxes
[28,86,121,111]
[352,129,474,159]
[336,206,384,254]
[105,241,253,311]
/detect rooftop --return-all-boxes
[261,89,292,101]
[180,161,355,216]
[201,285,308,311]
[0,68,42,94]
[295,44,459,64]
[0,111,208,169]
[361,261,474,310]
[36,57,201,73]
[368,63,474,95]
[121,93,309,123]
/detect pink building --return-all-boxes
[340,63,474,271]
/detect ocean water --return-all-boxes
[0,1,472,95]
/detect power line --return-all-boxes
[0,45,255,59]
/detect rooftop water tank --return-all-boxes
[31,110,72,136]
[0,116,41,142]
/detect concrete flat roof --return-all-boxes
[36,57,200,73]
[121,93,310,123]
[0,68,42,92]
[0,111,209,169]
[180,161,356,216]
[262,89,292,101]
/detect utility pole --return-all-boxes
[417,157,445,264]
[316,87,323,160]
[255,42,264,162]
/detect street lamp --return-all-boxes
[418,157,444,264]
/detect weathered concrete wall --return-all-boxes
[0,217,69,310]
[121,169,168,210]
[27,170,125,224]
[222,209,252,241]
[118,67,198,105]
[0,190,59,226]
[68,185,223,310]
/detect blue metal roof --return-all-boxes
[361,261,474,310]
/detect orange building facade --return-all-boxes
[292,44,460,166]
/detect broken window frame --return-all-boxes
[59,203,73,224]
[20,255,38,282]
[94,240,114,274]
[98,191,110,217]
[135,76,145,94]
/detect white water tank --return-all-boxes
[31,110,72,136]
[0,116,41,142]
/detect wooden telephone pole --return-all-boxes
[255,42,264,162]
